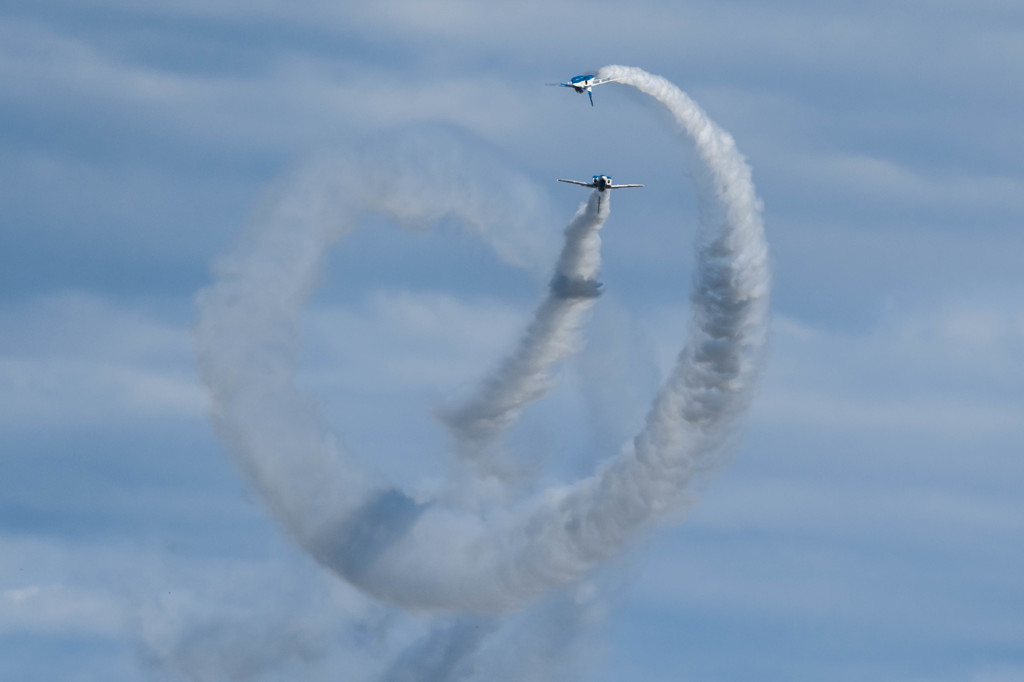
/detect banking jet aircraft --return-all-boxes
[557,175,644,192]
[546,74,618,106]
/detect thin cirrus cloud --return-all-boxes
[0,293,204,429]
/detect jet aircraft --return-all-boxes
[557,175,644,192]
[546,74,618,106]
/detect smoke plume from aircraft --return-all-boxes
[439,189,608,477]
[196,65,769,675]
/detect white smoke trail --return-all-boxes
[378,615,497,682]
[196,129,553,556]
[377,583,601,682]
[197,67,769,615]
[439,190,608,474]
[596,62,772,496]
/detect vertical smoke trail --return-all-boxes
[596,64,770,482]
[439,190,608,472]
[196,175,370,551]
[379,616,497,682]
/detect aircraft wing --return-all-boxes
[590,77,619,87]
[556,179,595,187]
[546,82,573,88]
[609,183,644,189]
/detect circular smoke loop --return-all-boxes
[196,66,770,614]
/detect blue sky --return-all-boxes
[2,1,1023,680]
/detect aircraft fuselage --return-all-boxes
[570,75,597,92]
[556,175,642,192]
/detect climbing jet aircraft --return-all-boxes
[557,175,644,192]
[546,74,618,106]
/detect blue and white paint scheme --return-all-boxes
[557,175,643,192]
[546,74,618,106]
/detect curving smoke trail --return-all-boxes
[195,129,556,560]
[196,67,769,616]
[439,189,608,474]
